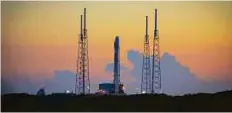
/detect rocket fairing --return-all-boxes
[114,36,119,51]
[114,36,120,93]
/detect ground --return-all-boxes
[2,91,232,112]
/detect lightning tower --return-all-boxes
[151,9,161,94]
[75,8,90,95]
[141,16,152,94]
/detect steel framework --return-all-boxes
[141,16,152,94]
[75,8,90,95]
[151,9,162,94]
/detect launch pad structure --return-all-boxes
[74,8,161,95]
[141,16,152,94]
[141,9,162,94]
[75,8,90,95]
[96,36,125,95]
[151,9,162,94]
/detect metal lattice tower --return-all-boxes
[141,16,152,94]
[75,8,90,95]
[151,9,162,94]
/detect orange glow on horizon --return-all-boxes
[2,1,232,82]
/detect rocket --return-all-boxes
[113,36,120,93]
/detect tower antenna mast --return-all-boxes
[141,16,152,94]
[75,8,90,95]
[151,9,161,94]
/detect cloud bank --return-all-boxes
[2,50,232,95]
[1,75,42,94]
[105,50,232,95]
[1,71,101,95]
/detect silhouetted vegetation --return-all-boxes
[2,90,232,112]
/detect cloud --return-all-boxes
[44,70,102,94]
[1,71,100,95]
[1,76,15,94]
[160,52,202,95]
[125,50,232,95]
[1,75,42,95]
[105,63,129,73]
[44,70,76,94]
[105,50,232,95]
[2,50,232,95]
[127,50,143,79]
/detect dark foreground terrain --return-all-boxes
[2,90,232,112]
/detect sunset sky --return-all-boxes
[2,1,232,90]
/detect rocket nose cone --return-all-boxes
[114,36,119,49]
[115,36,119,43]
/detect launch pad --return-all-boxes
[96,36,125,95]
[75,8,161,95]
